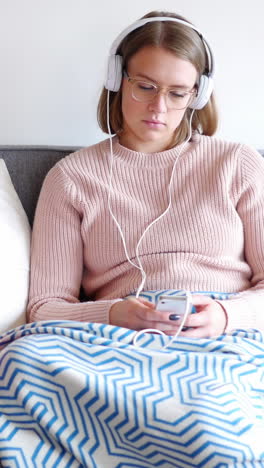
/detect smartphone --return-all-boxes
[156,295,192,315]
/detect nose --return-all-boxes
[148,91,168,113]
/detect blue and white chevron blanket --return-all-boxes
[0,291,264,467]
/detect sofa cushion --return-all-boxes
[0,159,31,333]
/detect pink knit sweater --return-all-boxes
[28,133,264,332]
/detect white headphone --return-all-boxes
[105,16,215,110]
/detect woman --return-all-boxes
[27,11,264,337]
[1,11,263,467]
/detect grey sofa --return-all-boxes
[0,146,79,226]
[1,145,264,227]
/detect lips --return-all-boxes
[143,119,165,125]
[142,119,166,128]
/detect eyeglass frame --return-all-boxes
[123,71,197,110]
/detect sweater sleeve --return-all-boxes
[219,146,264,332]
[27,162,121,324]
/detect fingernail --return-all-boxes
[169,314,181,321]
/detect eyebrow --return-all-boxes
[134,72,193,90]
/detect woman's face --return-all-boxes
[119,46,197,153]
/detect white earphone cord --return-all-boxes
[107,90,194,295]
[107,90,195,347]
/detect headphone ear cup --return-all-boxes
[189,75,214,110]
[105,54,123,92]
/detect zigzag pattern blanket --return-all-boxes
[0,320,263,467]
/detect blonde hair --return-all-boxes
[97,11,218,146]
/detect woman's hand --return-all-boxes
[109,295,228,338]
[173,295,228,338]
[109,297,181,334]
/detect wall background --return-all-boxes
[0,0,263,148]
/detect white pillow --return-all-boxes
[0,159,31,334]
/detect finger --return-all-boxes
[137,298,156,309]
[133,320,178,332]
[161,323,195,336]
[179,324,218,338]
[184,310,209,328]
[145,309,183,323]
[134,303,171,324]
[163,329,181,336]
[154,323,180,332]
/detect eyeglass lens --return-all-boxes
[131,80,193,109]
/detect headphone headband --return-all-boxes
[105,16,215,110]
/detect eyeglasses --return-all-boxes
[124,71,197,110]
